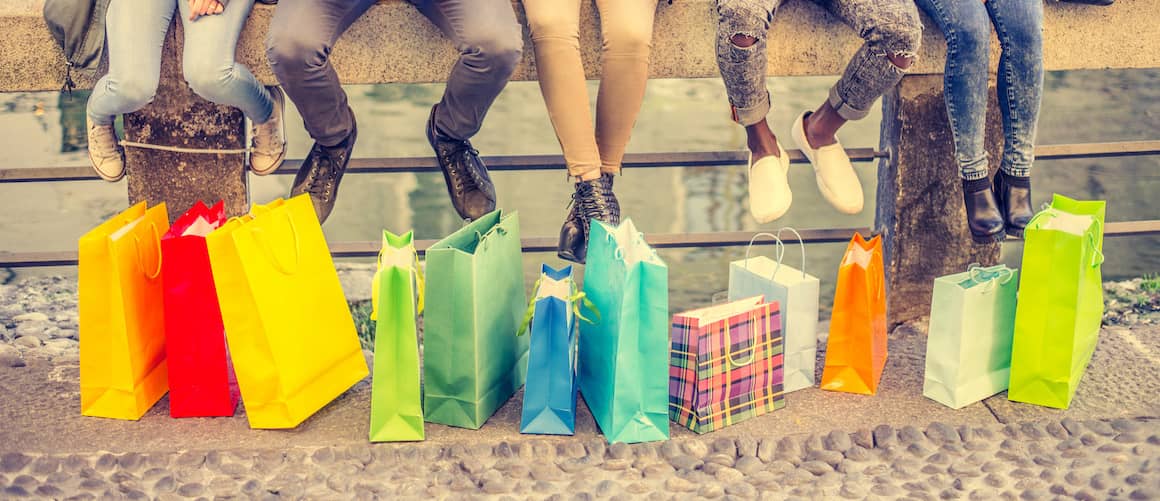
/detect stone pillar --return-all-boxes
[124,20,249,222]
[875,74,1004,329]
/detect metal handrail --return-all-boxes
[3,140,1159,183]
[4,221,1158,268]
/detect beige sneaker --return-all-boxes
[747,142,792,223]
[86,117,125,182]
[250,86,286,175]
[791,111,863,215]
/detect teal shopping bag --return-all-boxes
[424,210,529,429]
[1008,194,1106,409]
[923,264,1018,409]
[580,219,670,444]
[728,229,820,393]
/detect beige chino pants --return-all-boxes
[523,0,659,180]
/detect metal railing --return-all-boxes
[2,140,1159,268]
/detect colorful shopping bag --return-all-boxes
[820,233,887,395]
[669,296,785,433]
[80,202,170,420]
[161,200,236,418]
[728,228,820,393]
[923,264,1019,409]
[369,230,425,442]
[519,264,594,435]
[1008,194,1106,409]
[424,209,529,429]
[581,219,670,444]
[206,195,368,429]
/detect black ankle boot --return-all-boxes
[962,176,1005,244]
[558,173,620,264]
[994,171,1033,238]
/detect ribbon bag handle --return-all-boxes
[134,221,164,280]
[253,211,301,275]
[517,277,599,337]
[743,232,787,280]
[966,262,1014,293]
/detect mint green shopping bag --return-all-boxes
[1008,194,1106,409]
[369,230,425,442]
[423,210,529,429]
[580,219,670,444]
[923,264,1018,409]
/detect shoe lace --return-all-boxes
[307,151,337,202]
[88,126,120,158]
[252,120,280,155]
[441,140,481,194]
[575,181,610,226]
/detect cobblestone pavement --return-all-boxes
[1,277,1159,499]
[1,417,1157,500]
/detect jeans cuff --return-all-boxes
[827,84,871,121]
[731,91,771,127]
[960,156,989,181]
[1001,165,1031,177]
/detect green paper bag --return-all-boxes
[923,264,1018,409]
[423,210,529,429]
[1008,194,1106,409]
[369,230,425,442]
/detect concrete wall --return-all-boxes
[4,0,1159,92]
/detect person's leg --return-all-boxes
[411,0,523,221]
[915,0,1004,243]
[179,0,272,123]
[266,0,375,147]
[87,0,173,123]
[791,0,921,215]
[592,0,657,175]
[988,0,1044,237]
[715,0,782,161]
[413,0,524,141]
[523,0,599,180]
[266,0,375,223]
[805,0,922,147]
[86,0,175,181]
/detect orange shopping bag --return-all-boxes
[820,233,887,395]
[79,202,171,419]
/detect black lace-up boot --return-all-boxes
[426,106,496,221]
[291,111,357,224]
[558,173,620,264]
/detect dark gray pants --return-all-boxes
[267,0,523,146]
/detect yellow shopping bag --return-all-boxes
[207,195,368,429]
[79,202,171,420]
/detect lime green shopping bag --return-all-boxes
[369,230,425,442]
[1008,194,1105,409]
[423,210,529,429]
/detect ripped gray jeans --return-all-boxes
[717,0,922,126]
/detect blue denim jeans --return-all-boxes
[915,0,1043,180]
[88,0,273,126]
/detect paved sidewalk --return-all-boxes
[1,319,1157,499]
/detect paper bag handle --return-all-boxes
[722,311,757,368]
[134,221,163,280]
[966,263,1014,293]
[253,211,301,275]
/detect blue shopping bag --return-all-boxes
[519,264,594,435]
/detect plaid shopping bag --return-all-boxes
[669,296,785,433]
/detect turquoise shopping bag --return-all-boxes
[580,219,670,444]
[923,264,1018,409]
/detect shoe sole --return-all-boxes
[971,230,1007,244]
[557,249,585,265]
[1005,226,1024,239]
[88,152,125,182]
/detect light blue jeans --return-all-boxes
[87,0,273,126]
[915,0,1044,180]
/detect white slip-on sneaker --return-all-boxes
[86,117,125,182]
[747,141,792,223]
[791,111,863,215]
[250,86,286,175]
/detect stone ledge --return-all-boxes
[3,0,1160,92]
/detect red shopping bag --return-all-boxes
[161,201,237,417]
